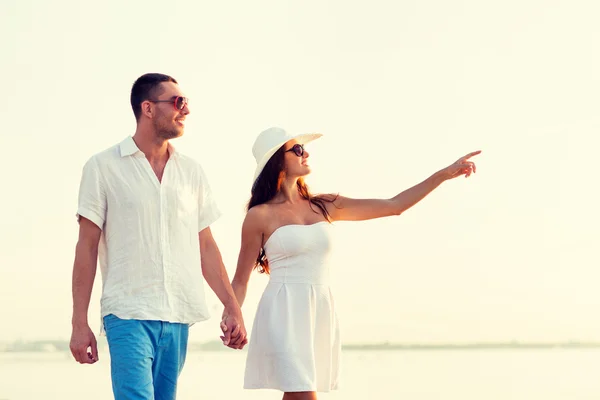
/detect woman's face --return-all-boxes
[283,139,312,178]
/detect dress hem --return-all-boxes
[243,385,338,393]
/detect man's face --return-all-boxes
[149,82,190,140]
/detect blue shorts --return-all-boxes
[103,314,189,400]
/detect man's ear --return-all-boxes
[141,101,153,119]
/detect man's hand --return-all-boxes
[70,323,99,364]
[220,310,248,350]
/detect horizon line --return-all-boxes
[2,339,600,353]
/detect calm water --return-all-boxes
[1,349,599,399]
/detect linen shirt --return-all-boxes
[76,136,221,333]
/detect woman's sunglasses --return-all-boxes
[285,144,305,157]
[148,96,189,111]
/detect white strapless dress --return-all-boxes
[243,221,341,392]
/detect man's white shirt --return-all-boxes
[77,136,221,333]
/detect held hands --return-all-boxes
[69,323,99,364]
[220,310,248,350]
[442,150,481,180]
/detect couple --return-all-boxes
[70,73,480,400]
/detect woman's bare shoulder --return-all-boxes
[244,204,273,230]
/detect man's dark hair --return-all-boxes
[130,73,178,121]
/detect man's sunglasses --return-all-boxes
[148,96,189,111]
[285,144,305,157]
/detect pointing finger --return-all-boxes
[461,150,481,161]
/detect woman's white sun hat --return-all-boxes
[252,127,323,182]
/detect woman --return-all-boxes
[228,127,480,400]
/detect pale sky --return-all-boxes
[1,0,598,344]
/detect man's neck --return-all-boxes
[132,131,169,164]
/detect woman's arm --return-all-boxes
[231,208,265,308]
[326,150,481,222]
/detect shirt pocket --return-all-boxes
[176,186,198,228]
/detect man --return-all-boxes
[69,73,247,399]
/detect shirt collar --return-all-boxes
[119,136,179,159]
[119,136,141,157]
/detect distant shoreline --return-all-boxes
[2,340,600,353]
[341,342,600,350]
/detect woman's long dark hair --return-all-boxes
[248,145,337,274]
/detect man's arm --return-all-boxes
[70,217,101,364]
[199,227,248,349]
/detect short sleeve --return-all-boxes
[197,164,221,232]
[76,156,107,230]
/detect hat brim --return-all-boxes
[253,132,323,182]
